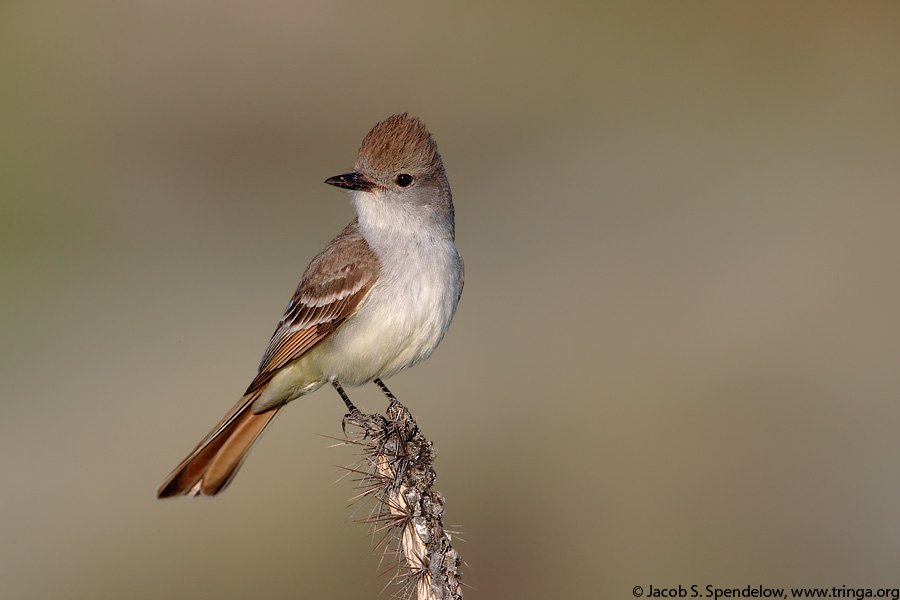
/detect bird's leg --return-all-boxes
[373,378,398,403]
[373,378,416,428]
[333,380,364,435]
[332,380,357,412]
[333,380,384,438]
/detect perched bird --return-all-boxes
[157,114,463,498]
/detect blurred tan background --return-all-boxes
[3,2,900,598]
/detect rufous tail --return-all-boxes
[156,391,280,498]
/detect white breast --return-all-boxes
[318,230,462,386]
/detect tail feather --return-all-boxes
[157,391,281,498]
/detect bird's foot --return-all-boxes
[333,380,388,438]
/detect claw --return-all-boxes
[342,408,388,440]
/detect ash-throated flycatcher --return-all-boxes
[157,114,463,498]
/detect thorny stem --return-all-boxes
[341,397,463,600]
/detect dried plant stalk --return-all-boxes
[341,400,463,600]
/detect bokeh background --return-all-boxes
[3,2,900,598]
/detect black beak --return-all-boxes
[325,172,375,192]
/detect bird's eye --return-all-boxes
[395,174,413,187]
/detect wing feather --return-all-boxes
[244,218,379,394]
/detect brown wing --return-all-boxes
[156,219,380,498]
[244,218,380,394]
